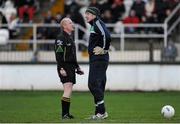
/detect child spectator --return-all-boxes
[18,0,35,23]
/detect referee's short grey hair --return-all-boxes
[60,17,71,29]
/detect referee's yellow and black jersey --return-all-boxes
[54,31,78,68]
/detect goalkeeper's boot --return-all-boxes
[62,113,74,119]
[90,112,108,120]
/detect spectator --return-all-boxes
[2,0,17,23]
[165,9,172,18]
[113,19,123,33]
[39,19,59,50]
[55,12,62,23]
[0,11,8,28]
[145,0,155,18]
[111,0,125,22]
[123,10,140,33]
[161,38,178,62]
[144,0,158,24]
[8,13,19,39]
[123,10,140,24]
[64,0,80,16]
[131,0,145,20]
[155,0,170,23]
[101,9,113,24]
[100,0,112,14]
[37,23,46,39]
[123,0,133,17]
[0,11,9,45]
[89,0,101,9]
[18,0,35,23]
[46,19,59,40]
[141,14,158,33]
[44,11,54,24]
[40,11,56,41]
[102,9,114,32]
[67,3,86,40]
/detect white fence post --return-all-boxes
[164,23,168,47]
[33,24,37,60]
[121,24,125,51]
[74,25,79,52]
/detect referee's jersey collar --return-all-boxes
[63,30,71,36]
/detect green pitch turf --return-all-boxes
[0,91,180,123]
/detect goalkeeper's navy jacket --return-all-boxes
[54,31,79,68]
[88,17,111,62]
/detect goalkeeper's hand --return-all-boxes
[93,46,105,55]
[76,67,84,75]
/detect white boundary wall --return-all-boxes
[0,64,180,91]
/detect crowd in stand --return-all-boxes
[0,0,37,41]
[0,0,36,23]
[0,0,179,41]
[38,0,179,39]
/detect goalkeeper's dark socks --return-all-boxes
[97,100,105,114]
[95,104,98,114]
[61,97,70,116]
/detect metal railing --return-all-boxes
[106,23,165,51]
[0,24,167,52]
[0,22,168,62]
[164,3,180,46]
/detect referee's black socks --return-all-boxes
[61,97,70,116]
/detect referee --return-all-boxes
[85,7,111,119]
[54,17,84,119]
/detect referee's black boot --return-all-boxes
[62,113,74,119]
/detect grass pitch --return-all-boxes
[0,91,180,123]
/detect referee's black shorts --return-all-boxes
[57,64,76,84]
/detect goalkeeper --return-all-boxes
[85,7,111,119]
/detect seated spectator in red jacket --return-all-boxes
[123,10,140,33]
[18,0,35,23]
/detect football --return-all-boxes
[161,105,175,119]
